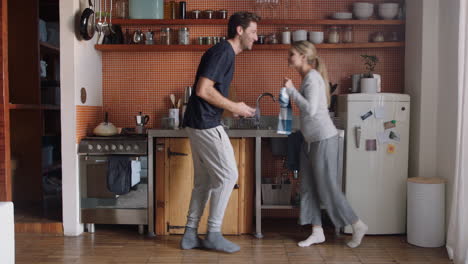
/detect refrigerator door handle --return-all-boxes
[355,126,361,148]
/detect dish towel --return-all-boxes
[131,160,141,187]
[277,87,292,135]
[107,156,131,195]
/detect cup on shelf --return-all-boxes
[308,31,324,44]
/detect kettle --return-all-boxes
[93,112,118,136]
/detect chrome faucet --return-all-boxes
[255,93,276,128]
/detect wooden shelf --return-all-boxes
[112,18,405,25]
[95,42,404,52]
[9,104,60,110]
[40,42,59,54]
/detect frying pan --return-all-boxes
[80,0,95,40]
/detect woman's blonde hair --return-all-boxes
[291,41,331,106]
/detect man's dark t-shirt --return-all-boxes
[182,40,235,129]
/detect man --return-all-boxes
[181,12,260,253]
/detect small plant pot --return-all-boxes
[360,78,378,93]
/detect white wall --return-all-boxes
[405,0,439,179]
[436,0,461,224]
[406,0,461,232]
[60,0,102,236]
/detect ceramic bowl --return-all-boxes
[353,2,374,19]
[378,3,399,19]
[332,12,353,20]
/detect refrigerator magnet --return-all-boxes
[365,139,377,151]
[361,110,373,120]
[389,131,401,142]
[374,106,385,119]
[384,120,396,130]
[387,144,396,153]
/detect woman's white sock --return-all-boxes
[297,226,325,247]
[347,220,368,248]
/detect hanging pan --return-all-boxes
[80,0,95,40]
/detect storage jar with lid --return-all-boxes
[115,0,128,18]
[178,27,190,45]
[161,27,171,45]
[343,26,353,43]
[281,27,291,44]
[327,26,340,44]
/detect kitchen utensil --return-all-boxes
[170,94,176,108]
[93,112,118,136]
[109,0,115,34]
[169,108,180,129]
[95,0,104,43]
[177,98,181,108]
[102,0,110,36]
[80,0,96,40]
[135,112,150,126]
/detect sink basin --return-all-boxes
[222,116,278,130]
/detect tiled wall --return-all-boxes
[98,0,405,129]
[76,105,103,143]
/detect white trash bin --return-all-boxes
[407,177,446,247]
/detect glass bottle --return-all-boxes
[327,26,340,44]
[343,26,353,43]
[115,0,128,19]
[161,27,171,45]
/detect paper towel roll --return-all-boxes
[407,177,446,247]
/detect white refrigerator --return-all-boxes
[337,93,410,234]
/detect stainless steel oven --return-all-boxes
[78,135,150,234]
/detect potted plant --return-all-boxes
[360,54,380,93]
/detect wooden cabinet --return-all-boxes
[155,137,254,235]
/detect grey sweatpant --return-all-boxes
[299,135,358,228]
[185,126,238,232]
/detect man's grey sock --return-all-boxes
[180,227,202,250]
[202,231,240,253]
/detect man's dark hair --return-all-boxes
[227,12,261,39]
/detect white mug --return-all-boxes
[168,108,180,129]
[308,31,324,44]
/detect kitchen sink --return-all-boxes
[222,116,278,130]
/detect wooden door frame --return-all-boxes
[1,0,12,201]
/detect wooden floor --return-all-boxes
[15,219,452,264]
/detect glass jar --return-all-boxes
[169,1,177,19]
[205,10,214,19]
[219,10,228,19]
[115,0,128,19]
[161,27,171,45]
[343,26,353,43]
[178,27,190,45]
[281,27,291,44]
[327,26,340,44]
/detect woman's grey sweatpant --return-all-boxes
[185,126,238,232]
[299,135,358,228]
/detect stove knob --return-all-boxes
[118,144,124,151]
[96,144,102,151]
[133,144,139,151]
[88,144,94,150]
[104,145,109,151]
[126,145,131,151]
[111,144,117,151]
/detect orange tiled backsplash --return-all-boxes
[78,0,405,138]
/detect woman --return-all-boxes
[282,41,367,248]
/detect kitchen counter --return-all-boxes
[147,127,291,238]
[148,128,288,138]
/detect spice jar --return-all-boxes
[160,27,171,45]
[372,32,385,42]
[204,10,214,19]
[343,26,353,43]
[281,27,291,44]
[178,27,190,45]
[327,26,340,44]
[219,10,228,19]
[192,10,201,19]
